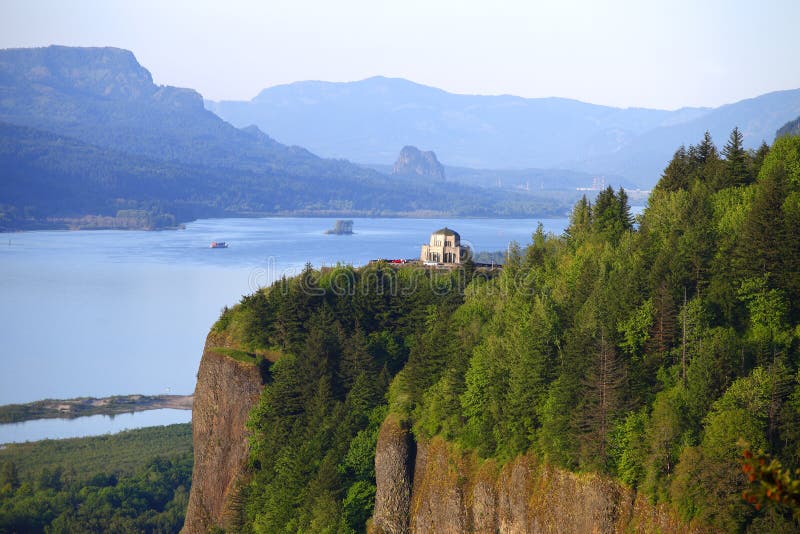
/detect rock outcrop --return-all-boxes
[182,333,265,534]
[371,415,415,534]
[372,416,713,534]
[391,146,446,181]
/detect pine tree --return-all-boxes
[618,187,634,231]
[648,282,677,360]
[593,186,620,243]
[736,163,788,282]
[722,127,749,187]
[696,131,718,164]
[338,327,376,392]
[579,333,625,469]
[275,288,305,351]
[565,195,592,243]
[658,145,692,191]
[751,141,770,177]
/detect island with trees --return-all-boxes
[325,219,354,235]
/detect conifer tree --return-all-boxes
[338,327,376,392]
[659,145,691,191]
[696,131,718,164]
[565,195,592,243]
[618,187,634,230]
[649,281,677,360]
[579,333,625,469]
[751,141,770,177]
[723,127,749,187]
[593,186,620,243]
[737,164,788,282]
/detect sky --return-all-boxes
[1,0,799,110]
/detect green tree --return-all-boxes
[722,127,750,187]
[565,194,592,244]
[578,333,625,470]
[658,145,692,192]
[695,131,719,165]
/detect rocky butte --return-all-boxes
[391,145,446,181]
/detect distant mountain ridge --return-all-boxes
[0,46,576,230]
[207,77,800,186]
[0,46,355,178]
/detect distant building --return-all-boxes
[420,227,466,264]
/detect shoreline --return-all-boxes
[0,209,582,233]
[0,394,193,424]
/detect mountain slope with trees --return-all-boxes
[206,130,800,532]
[777,116,800,138]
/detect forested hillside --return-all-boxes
[777,116,800,138]
[213,130,800,533]
[0,424,192,533]
[0,121,561,231]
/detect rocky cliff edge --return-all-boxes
[182,333,265,534]
[370,415,713,534]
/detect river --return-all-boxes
[0,217,572,406]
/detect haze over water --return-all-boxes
[0,216,571,406]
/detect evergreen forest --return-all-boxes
[214,129,800,533]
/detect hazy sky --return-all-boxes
[2,0,798,109]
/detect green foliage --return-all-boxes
[0,121,575,231]
[231,130,800,532]
[236,265,475,532]
[610,408,648,486]
[341,480,376,533]
[0,425,192,533]
[0,424,192,481]
[618,298,654,357]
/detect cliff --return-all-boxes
[371,415,713,534]
[391,145,446,181]
[371,415,415,533]
[182,333,265,534]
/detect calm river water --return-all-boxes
[0,216,570,441]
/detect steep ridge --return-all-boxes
[0,45,373,179]
[182,333,265,534]
[370,415,714,534]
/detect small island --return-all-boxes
[325,219,354,235]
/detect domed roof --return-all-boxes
[432,227,460,238]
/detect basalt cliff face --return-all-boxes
[370,416,712,534]
[182,334,264,534]
[182,345,712,534]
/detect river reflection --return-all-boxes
[0,409,191,444]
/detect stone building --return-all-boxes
[420,227,466,264]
